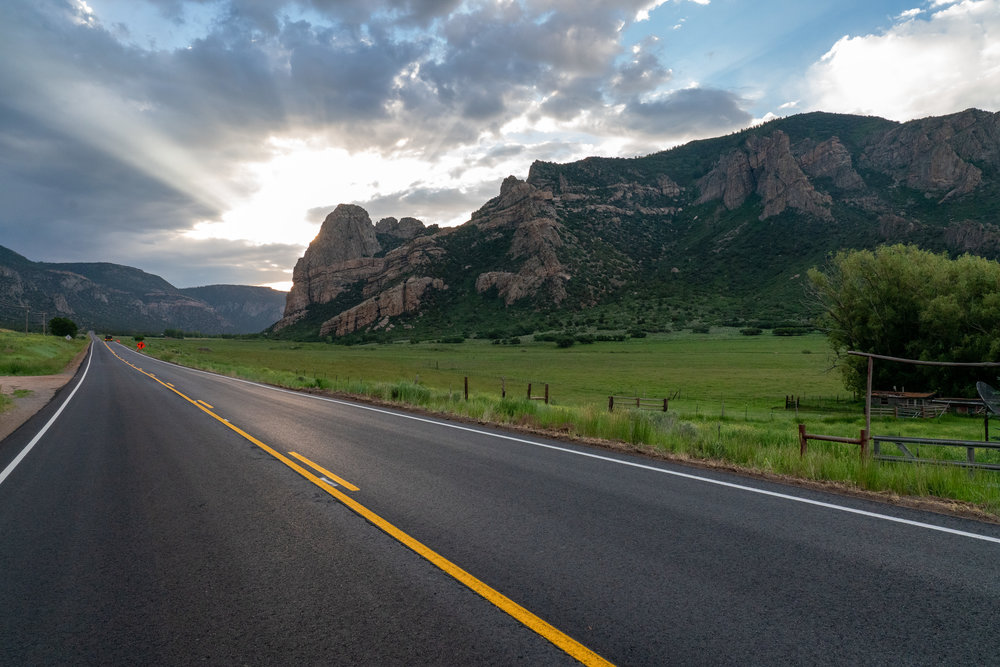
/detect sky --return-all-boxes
[1,0,998,290]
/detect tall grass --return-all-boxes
[0,331,88,375]
[137,334,1000,517]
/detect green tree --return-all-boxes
[48,317,78,338]
[808,244,1000,396]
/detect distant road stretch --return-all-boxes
[2,336,999,665]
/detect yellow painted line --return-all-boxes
[289,451,360,491]
[197,400,214,409]
[102,340,613,666]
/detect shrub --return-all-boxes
[740,327,763,336]
[556,336,575,348]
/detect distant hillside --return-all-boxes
[0,246,285,334]
[271,108,1000,341]
[179,285,286,334]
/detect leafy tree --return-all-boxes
[48,317,77,338]
[808,244,1000,396]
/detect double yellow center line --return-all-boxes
[106,341,613,666]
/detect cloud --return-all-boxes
[0,0,755,287]
[806,0,1000,120]
[614,87,753,139]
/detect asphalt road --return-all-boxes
[2,337,1000,665]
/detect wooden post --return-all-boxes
[464,376,468,401]
[663,398,668,412]
[544,384,549,404]
[635,396,640,408]
[527,383,532,400]
[799,423,807,457]
[865,356,873,442]
[860,429,868,460]
[609,396,614,412]
[501,376,506,399]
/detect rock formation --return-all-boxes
[320,277,445,337]
[696,130,833,220]
[276,204,384,328]
[270,108,1000,338]
[471,176,569,305]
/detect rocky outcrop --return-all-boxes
[320,277,445,337]
[472,176,569,304]
[276,204,384,328]
[795,137,865,190]
[696,131,833,220]
[375,216,426,241]
[944,220,1000,256]
[860,109,996,200]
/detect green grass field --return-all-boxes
[130,331,1000,516]
[0,330,89,413]
[0,330,88,376]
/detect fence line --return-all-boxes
[798,424,868,460]
[872,435,1000,471]
[608,396,668,412]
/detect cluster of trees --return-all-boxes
[48,317,77,338]
[809,244,1000,397]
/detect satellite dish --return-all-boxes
[976,381,1000,414]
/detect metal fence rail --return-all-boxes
[872,435,1000,470]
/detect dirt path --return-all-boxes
[0,344,90,443]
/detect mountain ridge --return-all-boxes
[272,108,1000,340]
[0,248,286,334]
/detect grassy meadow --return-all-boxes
[0,330,88,376]
[0,330,89,413]
[135,330,1000,517]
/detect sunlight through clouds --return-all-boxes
[1,0,997,287]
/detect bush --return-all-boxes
[740,327,763,336]
[556,336,575,348]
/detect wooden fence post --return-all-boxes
[663,398,668,412]
[544,384,549,405]
[860,429,868,460]
[799,423,807,458]
[501,376,506,399]
[464,376,469,401]
[527,383,532,400]
[608,396,614,412]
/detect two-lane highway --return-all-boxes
[2,337,1000,665]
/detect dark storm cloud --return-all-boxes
[618,87,753,137]
[0,0,754,286]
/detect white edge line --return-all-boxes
[0,344,93,487]
[129,347,1000,545]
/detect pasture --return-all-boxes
[136,331,1000,516]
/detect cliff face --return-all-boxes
[273,108,1000,338]
[470,176,568,305]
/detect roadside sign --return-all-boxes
[137,341,146,350]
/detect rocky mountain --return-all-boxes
[0,246,285,334]
[273,108,1000,340]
